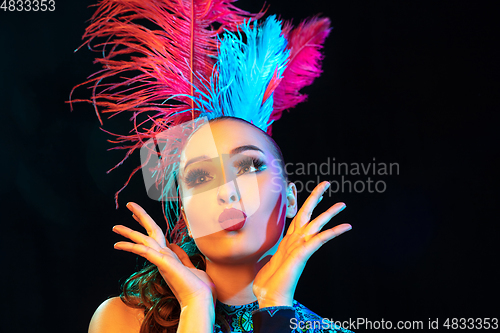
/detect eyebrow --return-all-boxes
[183,145,265,171]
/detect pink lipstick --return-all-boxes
[218,208,247,231]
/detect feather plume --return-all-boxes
[268,16,331,134]
[68,0,264,208]
[191,15,290,131]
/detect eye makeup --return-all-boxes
[183,168,213,187]
[182,155,267,188]
[235,156,267,175]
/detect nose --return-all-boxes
[216,154,240,205]
[217,180,240,205]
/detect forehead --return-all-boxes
[181,119,271,161]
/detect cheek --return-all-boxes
[269,187,287,232]
[253,174,287,230]
[236,172,261,217]
[239,164,286,219]
[182,186,218,238]
[248,188,286,250]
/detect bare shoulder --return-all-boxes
[88,297,144,333]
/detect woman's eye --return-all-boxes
[239,165,257,174]
[195,175,208,184]
[236,157,266,176]
[184,169,212,186]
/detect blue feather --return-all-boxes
[193,15,290,131]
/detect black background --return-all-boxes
[1,1,498,332]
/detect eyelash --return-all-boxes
[236,156,266,175]
[183,157,266,187]
[184,169,211,187]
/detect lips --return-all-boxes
[218,208,247,231]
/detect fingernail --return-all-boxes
[339,203,346,211]
[324,182,331,189]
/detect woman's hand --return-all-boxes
[253,181,351,308]
[112,202,217,309]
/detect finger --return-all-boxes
[303,202,346,240]
[127,202,166,248]
[114,241,156,257]
[285,220,295,237]
[304,224,352,255]
[286,190,325,237]
[168,244,196,268]
[286,193,325,237]
[282,223,352,273]
[114,241,174,269]
[114,242,193,298]
[132,213,169,246]
[112,225,162,251]
[291,181,330,232]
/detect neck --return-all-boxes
[206,255,271,306]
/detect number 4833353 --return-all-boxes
[1,0,56,11]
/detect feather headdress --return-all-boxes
[69,0,331,211]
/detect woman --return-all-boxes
[70,1,353,331]
[88,116,352,333]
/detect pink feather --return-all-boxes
[262,66,283,105]
[267,16,331,135]
[68,0,264,208]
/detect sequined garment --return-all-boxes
[214,299,354,333]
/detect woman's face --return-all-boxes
[179,119,289,264]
